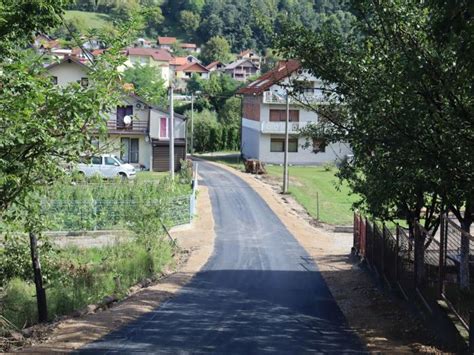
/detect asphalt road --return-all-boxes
[81,161,365,353]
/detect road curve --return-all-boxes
[81,161,365,353]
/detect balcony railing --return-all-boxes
[260,121,313,133]
[263,91,328,105]
[106,120,149,133]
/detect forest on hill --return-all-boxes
[65,0,354,52]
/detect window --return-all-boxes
[160,117,168,138]
[51,76,58,85]
[269,109,299,122]
[117,105,133,128]
[91,156,102,165]
[141,56,148,64]
[270,138,298,153]
[80,77,89,87]
[120,138,139,164]
[105,157,118,165]
[270,139,284,152]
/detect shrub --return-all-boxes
[323,162,334,171]
[1,279,37,328]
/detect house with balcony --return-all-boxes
[45,56,186,172]
[225,59,259,82]
[122,47,173,85]
[237,60,351,165]
[237,49,262,68]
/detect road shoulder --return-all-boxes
[21,185,216,353]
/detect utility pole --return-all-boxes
[283,90,290,193]
[190,92,194,156]
[169,85,175,179]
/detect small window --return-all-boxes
[51,76,58,85]
[270,138,298,153]
[91,156,102,165]
[105,157,117,166]
[160,117,168,138]
[81,77,89,87]
[270,139,284,152]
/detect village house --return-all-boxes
[225,59,259,81]
[174,62,210,92]
[157,36,177,50]
[206,61,226,72]
[45,56,186,172]
[237,60,351,165]
[237,49,262,68]
[157,36,200,53]
[122,47,173,85]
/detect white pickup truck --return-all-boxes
[76,154,136,180]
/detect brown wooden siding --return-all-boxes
[152,140,186,172]
[242,95,261,121]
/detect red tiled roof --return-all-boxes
[237,60,301,95]
[176,62,209,73]
[206,61,223,69]
[170,56,188,66]
[158,36,177,45]
[180,43,197,48]
[127,47,173,62]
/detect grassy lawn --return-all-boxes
[64,10,112,30]
[265,165,357,225]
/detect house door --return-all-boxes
[121,138,139,164]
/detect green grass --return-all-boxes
[265,165,357,225]
[135,171,168,182]
[1,239,173,328]
[64,10,112,30]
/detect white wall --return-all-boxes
[258,135,352,165]
[241,125,260,160]
[48,62,88,87]
[149,109,186,140]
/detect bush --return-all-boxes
[1,279,37,328]
[323,162,334,171]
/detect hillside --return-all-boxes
[64,10,112,30]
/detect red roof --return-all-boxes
[237,60,301,95]
[170,56,188,66]
[127,47,173,62]
[180,43,197,49]
[158,36,177,45]
[176,62,209,73]
[206,61,223,70]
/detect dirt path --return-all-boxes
[21,185,215,353]
[205,161,449,353]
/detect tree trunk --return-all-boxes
[29,232,48,323]
[414,223,426,287]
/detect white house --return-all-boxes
[237,60,351,165]
[45,56,187,171]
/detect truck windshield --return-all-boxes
[114,156,125,164]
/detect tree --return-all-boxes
[199,36,232,64]
[123,65,167,106]
[179,10,200,36]
[276,1,474,288]
[0,0,142,321]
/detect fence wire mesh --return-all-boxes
[41,196,192,232]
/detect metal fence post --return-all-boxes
[381,222,386,275]
[469,311,473,354]
[395,224,400,282]
[438,214,446,297]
